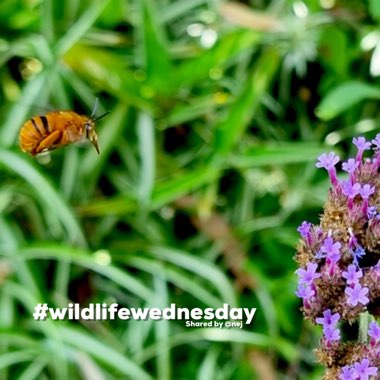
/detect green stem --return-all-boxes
[358,311,374,343]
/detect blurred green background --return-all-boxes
[1,0,380,379]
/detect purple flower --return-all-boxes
[323,325,340,343]
[297,221,311,239]
[353,358,378,380]
[367,206,378,219]
[341,181,361,198]
[342,158,360,183]
[341,181,361,209]
[316,152,340,170]
[342,158,360,174]
[359,184,375,199]
[340,366,356,380]
[353,136,371,162]
[342,264,363,285]
[320,237,341,257]
[326,250,340,266]
[352,246,366,266]
[359,184,375,213]
[353,136,372,150]
[316,309,340,328]
[368,322,380,347]
[295,262,320,285]
[316,152,340,188]
[371,133,380,150]
[345,283,369,307]
[295,284,315,300]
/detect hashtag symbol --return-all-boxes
[33,303,48,320]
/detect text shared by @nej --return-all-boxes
[33,303,257,328]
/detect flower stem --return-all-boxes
[358,311,373,343]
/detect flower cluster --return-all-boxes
[295,136,380,379]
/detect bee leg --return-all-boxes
[35,130,63,154]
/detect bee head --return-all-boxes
[85,99,110,154]
[85,119,100,154]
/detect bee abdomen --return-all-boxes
[30,115,51,137]
[19,115,54,154]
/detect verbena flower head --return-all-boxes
[295,136,380,377]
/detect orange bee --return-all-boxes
[19,100,109,156]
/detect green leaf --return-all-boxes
[316,81,380,120]
[139,0,173,93]
[213,49,279,155]
[137,112,156,206]
[163,94,228,128]
[150,246,237,306]
[18,245,155,301]
[55,0,111,56]
[3,281,70,380]
[136,329,271,363]
[320,27,348,77]
[58,326,153,379]
[197,347,220,380]
[162,0,208,22]
[78,164,220,216]
[18,356,49,380]
[0,150,86,246]
[369,0,380,22]
[64,44,155,111]
[0,350,35,371]
[230,143,326,168]
[175,29,260,87]
[0,72,50,147]
[126,256,224,308]
[152,165,220,209]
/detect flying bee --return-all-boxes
[19,99,109,156]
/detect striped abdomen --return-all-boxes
[19,111,90,156]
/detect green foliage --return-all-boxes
[316,81,380,121]
[0,0,379,379]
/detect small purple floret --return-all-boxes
[371,133,380,150]
[352,246,366,266]
[353,358,378,379]
[323,325,341,344]
[341,181,361,209]
[316,309,340,328]
[342,264,363,285]
[321,237,341,256]
[345,283,369,307]
[353,136,371,163]
[368,322,380,348]
[295,262,320,285]
[316,152,340,188]
[297,221,312,238]
[340,366,356,380]
[295,284,315,301]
